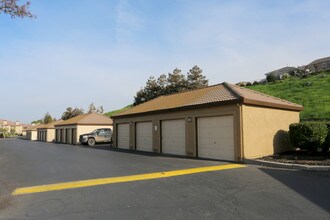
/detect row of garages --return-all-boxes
[112,82,304,162]
[25,82,303,162]
[116,115,235,160]
[25,113,113,145]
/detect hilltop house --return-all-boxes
[306,56,330,73]
[265,67,296,80]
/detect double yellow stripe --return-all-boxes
[12,164,246,196]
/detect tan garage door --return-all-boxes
[72,128,77,145]
[161,119,186,155]
[56,129,61,142]
[136,122,153,152]
[197,115,235,161]
[117,123,130,149]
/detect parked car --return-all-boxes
[79,128,112,146]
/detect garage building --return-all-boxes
[112,82,303,162]
[54,113,113,145]
[26,124,44,141]
[37,120,63,142]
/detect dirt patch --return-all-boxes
[260,151,330,166]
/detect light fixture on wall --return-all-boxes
[187,117,192,122]
[129,121,133,126]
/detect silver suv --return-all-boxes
[79,128,112,146]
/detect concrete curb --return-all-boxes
[244,159,330,171]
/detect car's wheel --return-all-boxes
[87,138,96,146]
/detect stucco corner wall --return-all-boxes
[47,128,55,142]
[242,105,300,159]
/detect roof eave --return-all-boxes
[111,99,239,119]
[242,98,304,111]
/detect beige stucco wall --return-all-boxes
[113,104,242,161]
[29,130,38,140]
[241,105,300,159]
[14,125,23,134]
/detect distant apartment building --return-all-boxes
[265,67,296,80]
[305,56,330,73]
[0,119,30,135]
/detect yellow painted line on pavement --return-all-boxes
[12,164,246,196]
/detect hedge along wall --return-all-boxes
[289,122,329,152]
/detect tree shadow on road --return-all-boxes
[259,167,330,213]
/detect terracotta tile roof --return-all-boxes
[113,82,303,118]
[225,83,304,111]
[55,113,113,126]
[25,124,44,131]
[37,120,63,129]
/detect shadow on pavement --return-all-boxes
[259,167,330,213]
[79,144,232,163]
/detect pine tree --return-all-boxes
[167,68,187,94]
[187,65,208,90]
[43,112,53,124]
[88,103,96,113]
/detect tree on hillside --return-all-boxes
[31,119,43,124]
[0,0,35,18]
[88,103,104,114]
[157,74,168,96]
[43,112,53,124]
[134,88,147,106]
[266,73,276,83]
[167,68,187,94]
[87,103,96,113]
[187,65,208,89]
[133,66,209,106]
[61,107,84,120]
[97,106,104,114]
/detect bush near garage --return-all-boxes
[324,123,330,149]
[289,122,328,152]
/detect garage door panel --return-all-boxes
[161,119,186,155]
[197,116,234,161]
[117,123,130,149]
[136,122,153,152]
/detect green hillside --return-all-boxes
[247,72,330,120]
[105,105,132,117]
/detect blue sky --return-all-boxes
[1,0,329,123]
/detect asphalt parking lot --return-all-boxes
[0,139,329,219]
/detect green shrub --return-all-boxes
[325,124,330,149]
[289,122,328,152]
[266,73,276,83]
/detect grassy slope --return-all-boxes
[247,72,330,119]
[105,105,132,117]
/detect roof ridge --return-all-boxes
[161,83,225,98]
[222,82,243,100]
[124,84,223,110]
[231,83,301,106]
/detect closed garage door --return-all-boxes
[161,119,186,155]
[136,122,153,152]
[197,115,235,161]
[117,123,130,149]
[72,128,77,145]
